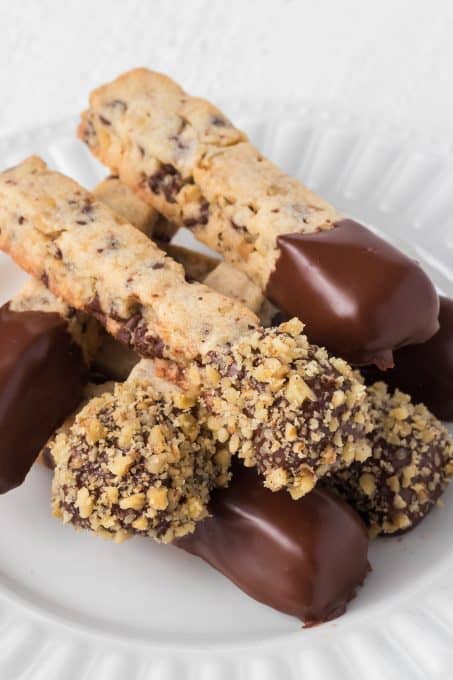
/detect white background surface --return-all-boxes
[1,0,453,137]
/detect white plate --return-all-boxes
[0,108,452,680]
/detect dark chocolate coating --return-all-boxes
[266,219,439,368]
[0,304,87,493]
[362,296,453,421]
[178,464,369,625]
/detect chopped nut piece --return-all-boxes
[83,417,107,444]
[76,487,94,518]
[264,467,288,492]
[359,473,375,497]
[119,493,146,510]
[147,487,168,510]
[108,454,134,477]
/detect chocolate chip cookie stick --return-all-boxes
[0,156,258,365]
[0,157,372,498]
[79,68,439,368]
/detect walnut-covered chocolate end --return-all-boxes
[329,382,453,536]
[51,382,230,543]
[201,318,373,499]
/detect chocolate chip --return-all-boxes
[211,116,227,127]
[147,164,184,204]
[152,262,164,270]
[183,201,210,228]
[18,216,25,224]
[99,115,111,126]
[82,118,97,144]
[107,99,127,112]
[182,218,199,228]
[132,321,165,358]
[82,201,94,215]
[170,134,189,151]
[41,272,49,287]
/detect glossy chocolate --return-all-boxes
[0,304,87,493]
[362,296,453,421]
[266,219,439,368]
[178,464,369,625]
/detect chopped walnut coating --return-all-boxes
[201,318,372,499]
[328,382,453,536]
[51,380,230,543]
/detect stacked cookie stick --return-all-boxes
[0,176,371,622]
[0,157,372,501]
[8,174,451,543]
[0,69,451,626]
[91,177,452,539]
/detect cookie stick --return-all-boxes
[78,68,439,368]
[0,156,259,365]
[93,180,216,379]
[0,157,372,498]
